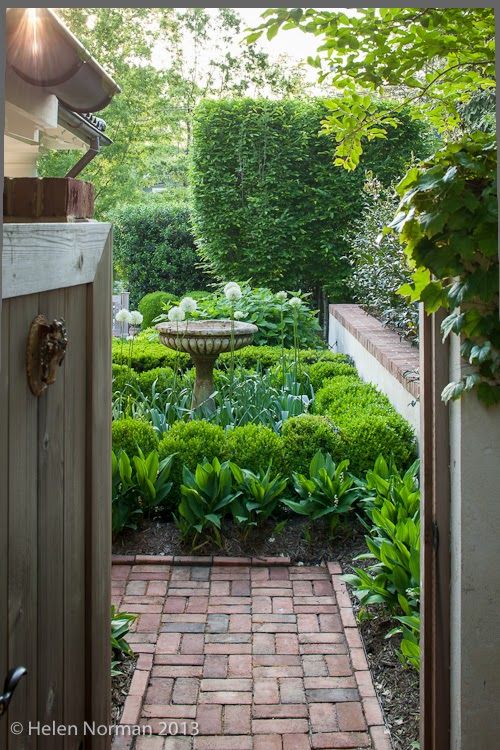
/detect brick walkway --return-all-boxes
[111,556,392,750]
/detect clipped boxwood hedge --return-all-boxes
[112,364,139,393]
[112,418,158,457]
[138,367,175,393]
[307,360,358,391]
[112,333,190,372]
[281,414,344,474]
[314,376,417,473]
[158,421,229,488]
[138,291,178,329]
[226,424,284,474]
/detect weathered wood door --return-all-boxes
[0,223,112,749]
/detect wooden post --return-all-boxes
[420,305,451,749]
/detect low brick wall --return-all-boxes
[329,304,420,437]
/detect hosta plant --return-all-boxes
[283,451,358,533]
[343,500,420,616]
[112,450,143,536]
[111,605,137,677]
[132,449,174,517]
[111,449,174,536]
[230,464,288,534]
[387,613,421,671]
[357,455,420,522]
[175,458,240,549]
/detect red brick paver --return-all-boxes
[112,557,392,749]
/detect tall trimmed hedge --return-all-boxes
[191,98,434,301]
[110,202,212,306]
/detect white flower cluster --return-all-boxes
[179,296,198,314]
[168,306,186,322]
[276,290,288,302]
[288,296,303,308]
[115,308,143,326]
[224,282,243,302]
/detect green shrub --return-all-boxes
[184,290,214,300]
[299,350,353,366]
[195,286,323,348]
[158,421,229,488]
[191,98,431,300]
[112,419,158,457]
[218,346,350,371]
[110,202,213,306]
[314,376,417,473]
[315,376,392,419]
[112,364,139,393]
[138,291,178,329]
[346,177,419,342]
[226,424,284,474]
[281,415,344,474]
[138,367,174,392]
[336,413,416,476]
[307,360,359,391]
[112,334,190,372]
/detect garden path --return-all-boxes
[111,556,392,750]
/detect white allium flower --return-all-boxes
[223,281,239,294]
[115,308,132,324]
[126,334,134,341]
[129,310,143,326]
[168,306,186,322]
[179,296,198,313]
[225,283,242,302]
[276,291,288,302]
[233,310,246,320]
[288,296,303,308]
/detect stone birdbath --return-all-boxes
[156,319,258,410]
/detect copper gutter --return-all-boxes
[6,8,120,113]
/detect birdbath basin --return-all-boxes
[156,319,258,409]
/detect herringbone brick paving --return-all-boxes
[111,557,392,750]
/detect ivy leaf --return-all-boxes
[421,281,447,313]
[441,380,464,402]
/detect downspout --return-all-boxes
[65,135,101,178]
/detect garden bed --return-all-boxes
[111,654,137,724]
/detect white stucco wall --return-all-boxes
[448,334,500,748]
[328,314,420,437]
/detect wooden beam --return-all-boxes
[2,222,111,299]
[85,230,112,748]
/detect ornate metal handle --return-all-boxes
[0,666,27,718]
[26,314,68,396]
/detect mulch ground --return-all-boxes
[113,517,419,750]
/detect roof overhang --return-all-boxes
[6,8,121,113]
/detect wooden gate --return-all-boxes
[0,223,112,749]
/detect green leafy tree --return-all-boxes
[38,8,309,216]
[191,97,431,301]
[249,7,495,169]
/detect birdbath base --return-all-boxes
[190,352,217,410]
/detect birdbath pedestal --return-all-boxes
[156,319,258,410]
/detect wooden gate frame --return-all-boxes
[420,307,451,749]
[1,222,112,749]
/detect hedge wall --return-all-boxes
[191,98,434,301]
[110,202,212,306]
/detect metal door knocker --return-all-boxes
[26,315,68,396]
